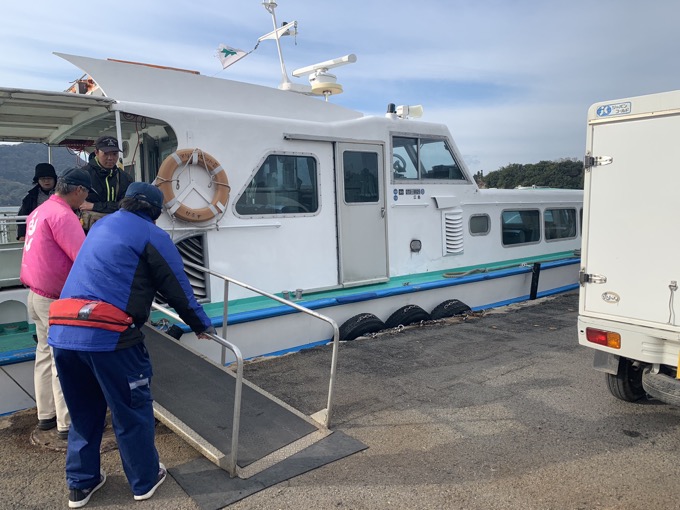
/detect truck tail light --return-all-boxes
[586,328,621,349]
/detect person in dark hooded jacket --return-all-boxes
[78,136,133,231]
[17,163,57,240]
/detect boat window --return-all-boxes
[469,214,490,235]
[343,151,379,203]
[544,208,577,241]
[502,209,540,246]
[235,154,318,215]
[392,136,465,182]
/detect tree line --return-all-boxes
[0,144,82,207]
[474,159,583,189]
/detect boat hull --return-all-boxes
[173,258,579,364]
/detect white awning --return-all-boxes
[0,88,115,145]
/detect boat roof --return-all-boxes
[0,52,365,146]
[58,53,363,123]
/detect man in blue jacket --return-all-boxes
[50,182,215,508]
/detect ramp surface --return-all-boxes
[170,431,367,510]
[144,325,318,467]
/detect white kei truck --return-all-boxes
[578,89,680,405]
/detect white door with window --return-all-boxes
[336,143,388,285]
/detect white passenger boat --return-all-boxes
[0,2,582,375]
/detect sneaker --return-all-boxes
[69,470,106,508]
[58,429,69,440]
[133,463,166,501]
[37,417,57,430]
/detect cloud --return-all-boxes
[2,0,680,172]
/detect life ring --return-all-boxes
[156,148,230,223]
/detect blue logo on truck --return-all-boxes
[596,102,631,117]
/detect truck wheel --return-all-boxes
[606,357,645,402]
[642,368,680,407]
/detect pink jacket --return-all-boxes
[20,195,85,299]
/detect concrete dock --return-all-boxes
[2,291,680,509]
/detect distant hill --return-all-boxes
[0,143,85,206]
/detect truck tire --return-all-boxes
[606,357,645,402]
[642,368,680,407]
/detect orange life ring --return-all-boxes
[156,149,230,223]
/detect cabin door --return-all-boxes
[335,143,388,286]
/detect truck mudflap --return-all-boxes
[642,369,680,407]
[593,350,619,375]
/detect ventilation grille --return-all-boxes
[443,210,464,255]
[155,235,208,304]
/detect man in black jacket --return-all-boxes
[79,136,133,231]
[17,163,57,240]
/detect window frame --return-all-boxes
[233,151,321,218]
[391,134,469,184]
[544,207,578,242]
[501,208,541,247]
[469,214,490,236]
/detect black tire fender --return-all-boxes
[430,299,471,320]
[339,313,385,341]
[384,305,431,329]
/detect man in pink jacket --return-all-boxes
[20,167,93,440]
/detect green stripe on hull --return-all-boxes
[152,250,577,322]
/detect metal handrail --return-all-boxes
[151,302,244,477]
[183,260,340,429]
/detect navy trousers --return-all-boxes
[53,343,160,495]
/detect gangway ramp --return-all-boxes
[144,326,366,508]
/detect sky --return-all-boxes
[2,0,680,174]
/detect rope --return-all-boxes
[443,252,579,279]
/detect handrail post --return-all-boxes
[221,281,229,366]
[324,322,340,428]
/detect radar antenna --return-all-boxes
[292,54,357,101]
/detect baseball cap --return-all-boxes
[125,182,164,209]
[95,136,121,153]
[60,167,94,191]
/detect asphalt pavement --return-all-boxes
[2,291,680,510]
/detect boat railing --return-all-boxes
[0,211,24,244]
[0,212,25,289]
[150,261,340,476]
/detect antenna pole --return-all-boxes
[262,1,290,86]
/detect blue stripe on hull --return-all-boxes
[178,257,580,331]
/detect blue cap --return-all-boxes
[60,167,94,191]
[125,182,164,209]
